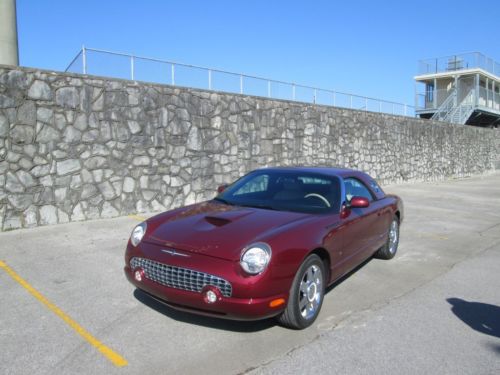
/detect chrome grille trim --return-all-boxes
[130,257,232,297]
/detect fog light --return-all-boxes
[202,286,222,304]
[206,290,217,304]
[134,268,144,282]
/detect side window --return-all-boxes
[369,179,383,195]
[233,174,269,195]
[344,178,374,202]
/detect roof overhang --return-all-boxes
[414,68,499,83]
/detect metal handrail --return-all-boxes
[64,46,415,116]
[431,89,456,121]
[453,90,476,124]
[64,48,83,72]
[418,52,500,77]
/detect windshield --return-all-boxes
[215,170,341,214]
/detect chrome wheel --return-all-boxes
[388,219,398,254]
[374,215,400,260]
[298,264,323,320]
[278,254,325,329]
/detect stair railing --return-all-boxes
[431,89,457,122]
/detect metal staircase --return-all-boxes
[431,89,457,122]
[431,89,475,125]
[449,90,475,124]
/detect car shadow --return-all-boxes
[133,256,375,331]
[446,298,500,339]
[485,342,500,355]
[133,289,276,332]
[325,257,373,294]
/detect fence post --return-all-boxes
[82,45,87,74]
[130,56,135,80]
[71,47,416,117]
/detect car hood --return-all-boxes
[145,201,312,260]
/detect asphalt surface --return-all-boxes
[1,172,499,375]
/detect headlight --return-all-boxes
[130,222,147,247]
[240,242,272,275]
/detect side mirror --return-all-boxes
[217,184,228,193]
[349,196,370,208]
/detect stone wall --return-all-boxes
[1,65,499,230]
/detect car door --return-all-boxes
[335,177,380,275]
[365,177,393,249]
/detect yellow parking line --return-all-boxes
[128,214,147,221]
[0,260,128,368]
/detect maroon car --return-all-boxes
[124,167,403,329]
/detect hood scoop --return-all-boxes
[204,216,231,227]
[193,210,253,232]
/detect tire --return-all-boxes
[277,254,325,329]
[374,216,399,260]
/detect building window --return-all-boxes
[426,83,434,103]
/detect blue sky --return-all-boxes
[17,0,500,108]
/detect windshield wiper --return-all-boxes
[238,203,277,211]
[212,197,234,205]
[214,198,277,210]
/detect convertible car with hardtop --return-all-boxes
[124,167,403,329]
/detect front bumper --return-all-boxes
[125,264,286,320]
[124,241,290,321]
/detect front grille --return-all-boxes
[130,257,232,297]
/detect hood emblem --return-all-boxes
[161,249,190,257]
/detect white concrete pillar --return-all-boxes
[433,78,437,108]
[0,0,19,66]
[475,73,479,107]
[454,76,458,106]
[486,77,489,107]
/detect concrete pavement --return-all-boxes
[1,172,499,374]
[250,235,500,374]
